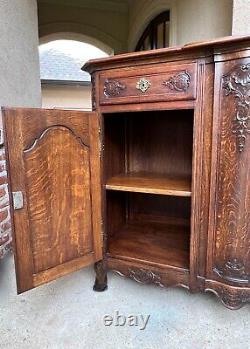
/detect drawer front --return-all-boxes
[99,63,197,105]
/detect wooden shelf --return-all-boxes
[106,172,191,197]
[108,221,190,269]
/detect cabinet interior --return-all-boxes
[104,110,194,269]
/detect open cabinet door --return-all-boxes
[2,108,103,294]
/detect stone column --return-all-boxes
[232,0,250,35]
[0,0,41,258]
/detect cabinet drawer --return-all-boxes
[99,63,197,105]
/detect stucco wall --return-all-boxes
[0,0,41,113]
[128,0,233,50]
[232,0,250,35]
[38,1,128,53]
[177,0,233,45]
[0,0,41,259]
[39,0,235,53]
[41,84,92,110]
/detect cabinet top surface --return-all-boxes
[83,35,250,73]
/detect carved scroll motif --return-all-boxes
[205,285,250,310]
[163,71,191,92]
[213,258,250,285]
[113,268,190,290]
[103,79,126,97]
[222,63,250,152]
[128,268,164,287]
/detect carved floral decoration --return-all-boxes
[222,63,250,152]
[214,258,249,284]
[128,268,164,287]
[103,79,126,98]
[163,71,191,92]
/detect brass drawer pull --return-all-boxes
[136,78,151,93]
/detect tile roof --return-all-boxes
[40,48,90,83]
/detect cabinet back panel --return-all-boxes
[128,111,193,176]
[106,192,191,268]
[104,110,194,179]
[129,193,191,226]
[106,191,191,233]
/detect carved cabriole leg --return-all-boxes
[205,280,250,310]
[93,260,108,292]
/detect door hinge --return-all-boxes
[12,191,24,210]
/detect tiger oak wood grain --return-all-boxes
[2,108,102,293]
[88,35,250,309]
[3,36,250,309]
[83,35,250,74]
[106,172,191,196]
[108,220,190,269]
[207,56,250,290]
[24,126,93,273]
[99,63,197,105]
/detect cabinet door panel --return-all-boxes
[208,58,250,286]
[2,108,102,293]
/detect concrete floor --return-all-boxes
[0,254,249,349]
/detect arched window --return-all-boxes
[135,11,170,51]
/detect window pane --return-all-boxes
[144,35,151,51]
[135,11,170,51]
[165,22,170,47]
[157,23,164,49]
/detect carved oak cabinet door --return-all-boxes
[2,108,102,293]
[207,58,250,308]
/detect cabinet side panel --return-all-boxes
[208,57,250,288]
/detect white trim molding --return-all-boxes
[39,24,119,54]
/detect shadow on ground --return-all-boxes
[0,253,249,349]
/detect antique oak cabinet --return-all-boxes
[2,35,250,310]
